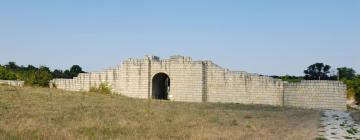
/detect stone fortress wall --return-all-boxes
[50,55,347,110]
[284,81,346,110]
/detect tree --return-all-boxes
[35,68,52,86]
[39,66,51,73]
[26,65,38,71]
[0,67,8,79]
[5,61,19,70]
[52,69,64,78]
[0,67,17,80]
[1,61,85,86]
[51,65,85,79]
[70,65,84,77]
[280,75,303,83]
[6,72,17,80]
[304,63,331,80]
[337,67,356,81]
[346,75,360,104]
[64,70,72,78]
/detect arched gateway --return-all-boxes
[152,73,170,100]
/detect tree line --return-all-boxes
[0,62,85,87]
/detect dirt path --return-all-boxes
[319,110,360,140]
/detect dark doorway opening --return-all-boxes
[152,73,170,100]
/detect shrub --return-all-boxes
[89,83,112,94]
[344,76,360,104]
[315,137,327,140]
[1,62,85,87]
[0,67,17,80]
[355,92,360,105]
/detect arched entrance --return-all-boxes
[152,73,170,100]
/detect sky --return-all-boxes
[0,0,359,76]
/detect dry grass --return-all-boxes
[0,85,321,140]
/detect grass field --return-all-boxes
[0,85,321,140]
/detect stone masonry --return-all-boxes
[50,55,347,110]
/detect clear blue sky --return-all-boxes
[0,0,359,76]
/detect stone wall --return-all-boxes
[284,80,347,110]
[148,56,204,102]
[50,55,347,110]
[205,62,284,106]
[115,58,149,99]
[51,56,205,102]
[51,67,119,92]
[0,80,24,87]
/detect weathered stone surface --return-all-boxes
[50,55,347,110]
[284,81,346,110]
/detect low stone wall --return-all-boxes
[0,80,24,87]
[284,80,347,111]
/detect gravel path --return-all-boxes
[319,110,360,140]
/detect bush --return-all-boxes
[345,76,360,104]
[89,83,112,94]
[0,67,17,80]
[355,92,360,105]
[1,62,85,87]
[347,88,356,100]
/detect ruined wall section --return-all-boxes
[0,80,24,87]
[51,67,119,92]
[284,81,347,110]
[205,62,284,106]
